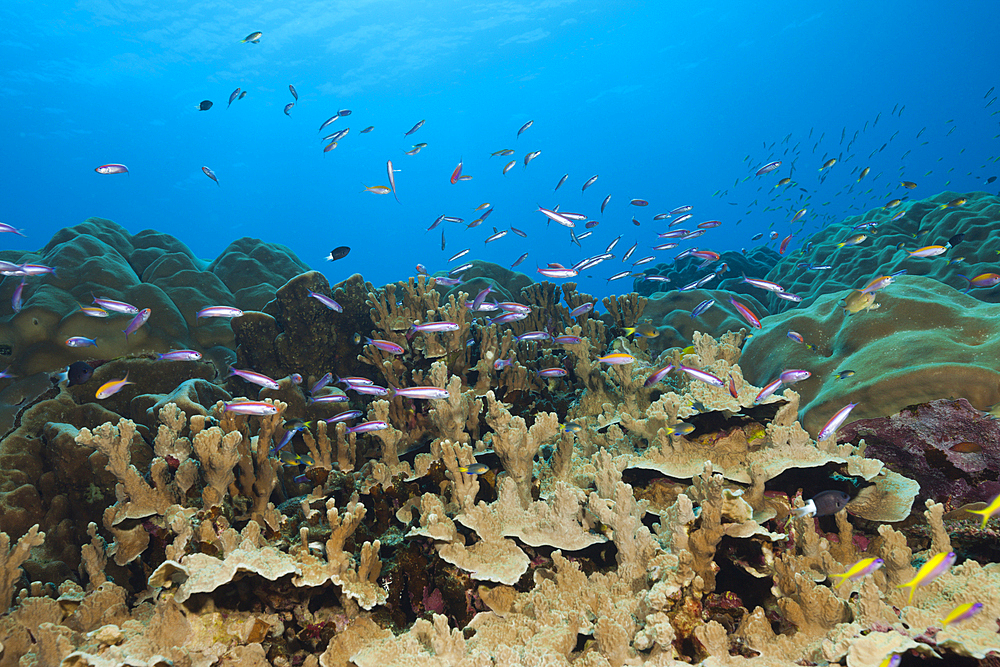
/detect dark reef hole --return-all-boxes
[572,632,591,654]
[712,536,774,616]
[765,462,863,505]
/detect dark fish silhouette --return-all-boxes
[197,100,213,111]
[792,490,851,518]
[326,246,350,261]
[55,361,94,387]
[68,361,94,386]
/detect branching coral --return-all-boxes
[76,419,173,525]
[1,524,44,611]
[482,391,559,507]
[425,362,482,446]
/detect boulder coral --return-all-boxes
[759,191,1000,312]
[740,274,1000,436]
[0,217,310,377]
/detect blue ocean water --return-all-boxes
[2,0,998,300]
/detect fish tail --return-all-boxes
[829,572,850,586]
[896,581,917,605]
[966,507,991,528]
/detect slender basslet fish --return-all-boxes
[450,160,463,184]
[967,493,1000,527]
[229,367,281,389]
[729,297,761,329]
[122,308,151,340]
[224,401,279,415]
[394,386,450,400]
[94,296,138,314]
[828,557,884,588]
[387,160,399,202]
[308,290,342,312]
[202,166,219,186]
[319,115,339,133]
[677,365,725,387]
[940,602,984,628]
[537,206,575,228]
[817,402,859,440]
[95,164,128,175]
[755,160,781,175]
[197,305,244,318]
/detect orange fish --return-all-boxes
[450,160,463,184]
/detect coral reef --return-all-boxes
[0,217,308,376]
[759,191,1000,312]
[740,274,1000,436]
[2,207,1000,666]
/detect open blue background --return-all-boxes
[2,0,998,299]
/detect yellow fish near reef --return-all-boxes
[940,602,984,627]
[966,492,1000,527]
[624,323,659,338]
[897,551,956,604]
[828,557,883,587]
[842,289,876,315]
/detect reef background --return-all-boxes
[2,194,1000,665]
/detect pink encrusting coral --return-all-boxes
[2,214,1000,665]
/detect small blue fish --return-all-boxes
[691,299,715,318]
[66,336,98,348]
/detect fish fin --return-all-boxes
[790,499,817,519]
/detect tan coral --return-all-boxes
[191,422,243,510]
[76,419,172,524]
[437,536,529,587]
[303,419,357,473]
[456,477,605,552]
[294,495,388,610]
[427,363,482,446]
[400,493,459,543]
[483,390,559,507]
[0,524,45,611]
[437,439,480,512]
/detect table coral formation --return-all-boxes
[2,210,1000,666]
